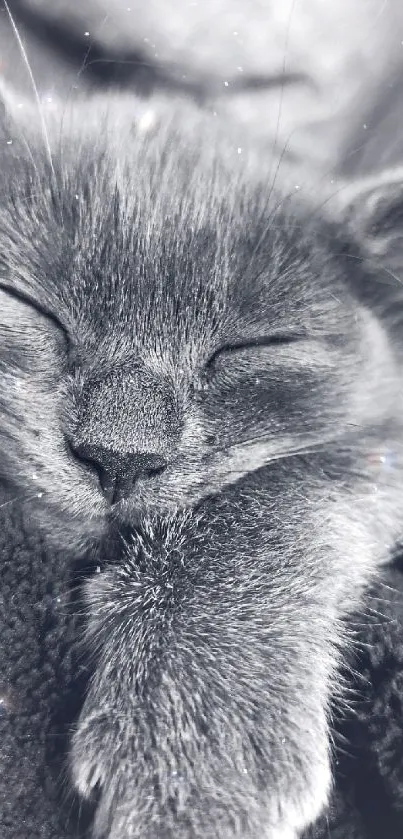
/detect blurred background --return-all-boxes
[1,0,403,178]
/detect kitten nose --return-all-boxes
[71,442,167,503]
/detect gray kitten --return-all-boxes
[0,87,403,839]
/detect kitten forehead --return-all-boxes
[0,93,358,367]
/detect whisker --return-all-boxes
[0,489,43,509]
[3,0,55,178]
[75,18,109,83]
[269,0,298,173]
[332,252,403,306]
[244,120,403,291]
[58,13,110,190]
[248,165,403,299]
[244,127,300,280]
[0,78,48,204]
[246,0,301,274]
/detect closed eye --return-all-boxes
[207,332,305,365]
[0,281,69,346]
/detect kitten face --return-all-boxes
[1,93,403,839]
[0,95,395,543]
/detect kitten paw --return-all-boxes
[71,702,331,839]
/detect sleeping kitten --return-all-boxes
[0,86,403,839]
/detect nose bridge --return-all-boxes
[75,368,181,456]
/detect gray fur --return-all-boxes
[1,91,403,838]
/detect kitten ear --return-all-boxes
[333,168,403,272]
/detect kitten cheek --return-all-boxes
[0,373,108,534]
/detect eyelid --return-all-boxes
[208,333,305,364]
[0,281,69,346]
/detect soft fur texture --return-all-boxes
[1,88,403,839]
[1,503,403,839]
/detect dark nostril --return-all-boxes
[127,453,168,480]
[68,440,168,503]
[67,441,104,481]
